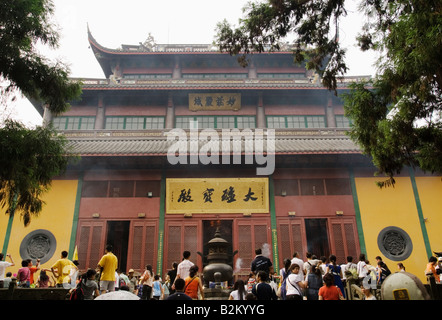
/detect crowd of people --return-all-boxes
[247,250,440,300]
[0,247,441,301]
[0,247,203,300]
[269,251,389,300]
[0,251,80,289]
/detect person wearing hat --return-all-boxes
[128,269,138,293]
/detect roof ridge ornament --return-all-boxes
[139,33,156,52]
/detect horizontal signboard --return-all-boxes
[189,93,241,111]
[166,178,268,214]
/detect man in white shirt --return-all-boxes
[291,252,305,280]
[176,251,194,280]
[341,256,357,282]
[0,253,15,288]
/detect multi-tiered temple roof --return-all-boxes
[48,29,369,164]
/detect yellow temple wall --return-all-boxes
[2,174,440,287]
[354,176,441,283]
[415,177,442,256]
[0,180,78,275]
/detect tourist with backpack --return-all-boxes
[71,268,100,300]
[306,264,323,300]
[376,256,391,285]
[278,258,291,300]
[118,270,130,288]
[341,256,358,285]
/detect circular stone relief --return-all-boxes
[377,226,413,261]
[19,229,57,264]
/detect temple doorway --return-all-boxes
[106,221,130,272]
[305,218,330,258]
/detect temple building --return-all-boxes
[1,29,441,283]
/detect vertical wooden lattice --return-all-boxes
[278,224,292,262]
[131,226,143,270]
[78,226,90,268]
[344,223,358,259]
[167,226,182,269]
[332,223,345,263]
[291,223,303,259]
[90,225,102,268]
[238,225,252,271]
[254,224,268,253]
[184,225,198,258]
[144,225,156,267]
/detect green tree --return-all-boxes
[343,1,442,187]
[0,0,81,225]
[0,120,75,226]
[215,0,348,91]
[215,0,442,186]
[0,0,82,114]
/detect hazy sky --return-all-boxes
[4,0,377,126]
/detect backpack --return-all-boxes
[348,267,359,280]
[345,263,358,280]
[278,269,289,299]
[382,262,391,277]
[119,277,128,288]
[69,280,85,300]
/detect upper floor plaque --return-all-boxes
[189,93,241,111]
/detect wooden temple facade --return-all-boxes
[2,29,440,282]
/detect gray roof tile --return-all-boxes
[65,133,360,156]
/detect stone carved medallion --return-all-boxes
[377,226,413,261]
[19,229,57,264]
